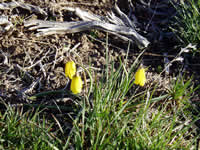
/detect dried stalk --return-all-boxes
[0,1,47,16]
[24,7,150,48]
[0,16,13,33]
[0,1,150,48]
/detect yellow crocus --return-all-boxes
[65,61,76,79]
[70,75,83,94]
[134,67,146,87]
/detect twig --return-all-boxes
[0,1,47,16]
[24,6,150,48]
[0,16,13,33]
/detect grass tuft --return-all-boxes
[0,101,61,150]
[64,56,199,149]
[171,0,200,54]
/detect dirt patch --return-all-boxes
[0,0,120,102]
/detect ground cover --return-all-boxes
[0,0,200,149]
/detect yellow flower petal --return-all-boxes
[65,61,76,79]
[70,75,83,94]
[134,67,146,87]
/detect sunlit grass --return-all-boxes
[0,101,62,150]
[1,41,200,149]
[0,58,199,149]
[63,58,199,149]
[171,0,200,54]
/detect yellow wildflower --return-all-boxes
[134,67,146,87]
[65,61,76,79]
[70,75,83,94]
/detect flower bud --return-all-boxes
[134,67,146,87]
[65,61,76,79]
[70,75,83,94]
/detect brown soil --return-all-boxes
[0,0,199,105]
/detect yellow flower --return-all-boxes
[70,75,83,94]
[65,61,76,79]
[134,67,146,87]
